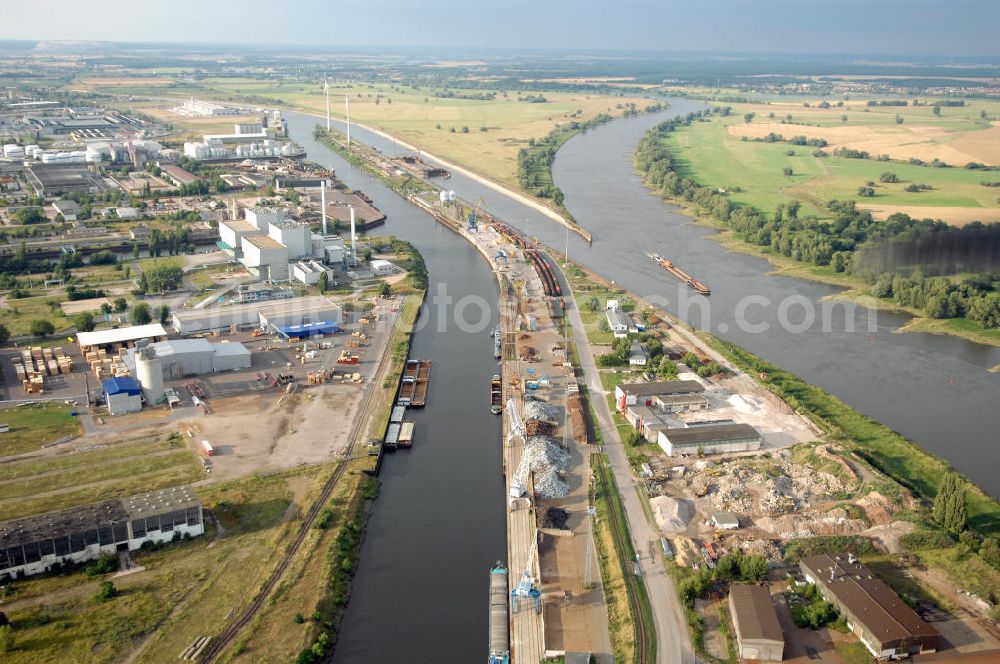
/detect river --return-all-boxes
[289,102,1000,499]
[286,114,506,662]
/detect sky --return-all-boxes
[0,0,997,57]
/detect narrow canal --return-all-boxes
[293,102,1000,498]
[286,113,506,662]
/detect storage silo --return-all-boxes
[135,346,166,405]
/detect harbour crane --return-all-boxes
[466,196,486,232]
[510,530,541,614]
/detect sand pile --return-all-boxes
[650,496,694,532]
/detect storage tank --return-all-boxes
[135,346,166,404]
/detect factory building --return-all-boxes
[615,380,705,413]
[624,404,674,443]
[654,393,710,414]
[0,486,203,580]
[51,199,80,221]
[241,235,289,281]
[25,164,103,196]
[656,422,761,456]
[268,220,312,259]
[801,554,939,660]
[103,376,143,415]
[291,260,335,286]
[244,205,284,232]
[370,259,398,275]
[728,584,784,662]
[77,323,169,355]
[171,295,343,335]
[159,164,199,187]
[218,219,264,259]
[125,339,251,380]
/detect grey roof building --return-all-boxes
[729,584,784,662]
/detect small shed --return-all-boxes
[103,376,143,415]
[712,511,741,530]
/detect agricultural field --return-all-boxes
[114,78,649,187]
[663,97,1000,225]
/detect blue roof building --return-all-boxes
[103,376,143,415]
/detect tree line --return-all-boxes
[634,110,1000,329]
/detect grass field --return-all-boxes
[0,433,204,521]
[121,78,648,187]
[662,98,1000,225]
[0,403,81,455]
[0,468,320,663]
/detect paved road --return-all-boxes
[558,266,698,664]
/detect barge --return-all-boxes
[397,359,432,407]
[649,253,711,295]
[488,562,510,664]
[490,374,503,415]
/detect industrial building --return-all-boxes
[241,235,289,281]
[174,98,242,117]
[77,323,169,355]
[370,259,399,275]
[291,260,335,286]
[615,380,704,412]
[656,422,761,456]
[268,220,312,259]
[800,554,940,660]
[728,584,784,662]
[125,339,251,382]
[654,393,709,414]
[103,376,143,415]
[171,295,343,335]
[218,219,264,259]
[160,164,199,187]
[0,486,203,580]
[51,199,80,221]
[624,404,674,442]
[628,341,649,366]
[25,164,103,196]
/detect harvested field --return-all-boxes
[729,121,1000,166]
[858,204,1000,225]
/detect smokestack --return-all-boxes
[320,180,328,236]
[350,206,357,264]
[324,78,330,131]
[345,94,351,150]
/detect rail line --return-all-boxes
[197,308,404,663]
[595,456,655,664]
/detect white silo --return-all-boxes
[135,346,166,404]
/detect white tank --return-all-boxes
[135,347,166,404]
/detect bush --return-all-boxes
[86,552,119,576]
[900,530,955,551]
[95,581,118,602]
[29,319,55,337]
[130,302,152,325]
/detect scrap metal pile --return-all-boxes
[510,433,571,500]
[524,397,558,423]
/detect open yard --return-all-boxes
[663,97,1000,225]
[0,402,81,456]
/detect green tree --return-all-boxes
[113,297,128,313]
[783,167,794,177]
[30,319,55,337]
[0,323,9,346]
[158,304,171,325]
[980,538,1000,569]
[317,271,329,293]
[378,282,392,298]
[130,302,152,325]
[934,472,967,534]
[74,312,96,332]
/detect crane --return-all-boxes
[466,196,485,232]
[510,530,541,614]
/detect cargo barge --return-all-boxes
[649,253,711,295]
[488,562,510,664]
[398,421,415,448]
[397,359,432,407]
[494,332,502,359]
[490,374,503,415]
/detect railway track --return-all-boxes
[596,457,655,664]
[197,308,403,663]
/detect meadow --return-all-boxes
[662,97,1000,226]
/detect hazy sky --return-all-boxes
[1,0,997,56]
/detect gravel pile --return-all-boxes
[650,496,694,532]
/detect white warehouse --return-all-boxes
[171,295,344,335]
[125,339,251,379]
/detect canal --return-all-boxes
[287,114,506,662]
[292,102,1000,499]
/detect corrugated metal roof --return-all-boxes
[729,584,784,644]
[618,380,704,397]
[661,423,759,446]
[77,323,167,347]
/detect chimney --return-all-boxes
[349,206,357,264]
[320,179,328,236]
